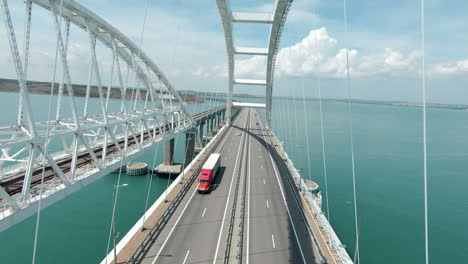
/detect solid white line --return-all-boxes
[151,189,197,264]
[202,208,207,217]
[266,200,269,209]
[182,250,190,264]
[246,111,252,264]
[259,121,307,264]
[271,234,276,249]
[212,114,248,264]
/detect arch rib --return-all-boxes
[216,0,293,127]
[33,0,192,121]
[0,0,195,231]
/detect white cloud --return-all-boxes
[431,59,468,76]
[232,27,422,79]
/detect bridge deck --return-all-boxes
[114,107,318,264]
[0,106,225,197]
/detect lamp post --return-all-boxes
[112,183,128,264]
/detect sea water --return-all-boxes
[0,92,467,263]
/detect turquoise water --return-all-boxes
[268,98,468,263]
[0,92,467,263]
[0,92,222,264]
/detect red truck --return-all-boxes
[198,153,221,193]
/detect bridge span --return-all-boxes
[103,107,340,264]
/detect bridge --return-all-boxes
[0,0,355,263]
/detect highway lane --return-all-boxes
[145,108,250,264]
[138,107,317,264]
[247,109,316,264]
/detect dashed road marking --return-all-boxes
[266,200,269,209]
[182,250,190,264]
[271,234,276,249]
[202,208,207,217]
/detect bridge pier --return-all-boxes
[210,115,215,133]
[199,119,206,144]
[184,128,196,166]
[218,112,223,127]
[210,115,214,135]
[164,138,174,165]
[154,138,182,176]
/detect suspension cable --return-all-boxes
[311,0,332,244]
[292,86,300,163]
[300,78,312,180]
[162,0,183,202]
[420,0,429,263]
[104,147,125,264]
[141,142,160,230]
[278,84,289,150]
[342,0,360,263]
[32,0,65,263]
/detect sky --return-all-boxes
[1,0,468,104]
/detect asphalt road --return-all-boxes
[246,110,316,264]
[142,108,317,264]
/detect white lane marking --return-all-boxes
[247,112,252,264]
[151,119,236,264]
[271,234,276,249]
[259,122,307,264]
[266,200,269,209]
[263,178,266,185]
[151,189,198,264]
[212,122,247,264]
[182,250,190,264]
[202,208,207,217]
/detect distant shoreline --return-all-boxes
[2,78,467,110]
[0,78,204,104]
[181,90,468,111]
[300,98,468,111]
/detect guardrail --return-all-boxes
[223,108,249,263]
[267,129,353,264]
[126,109,232,264]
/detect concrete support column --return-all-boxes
[164,138,175,165]
[184,129,196,166]
[199,120,205,143]
[208,116,211,133]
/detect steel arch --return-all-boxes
[216,0,293,127]
[0,0,193,231]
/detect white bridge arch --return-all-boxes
[216,0,293,127]
[0,0,193,231]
